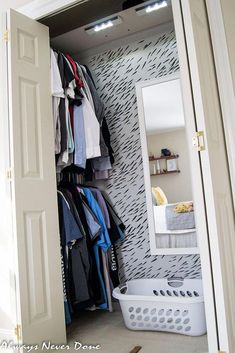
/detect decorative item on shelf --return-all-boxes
[161,148,171,157]
[152,164,156,175]
[149,153,180,176]
[149,151,155,160]
[166,157,178,172]
[156,160,161,174]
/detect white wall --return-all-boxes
[147,129,193,203]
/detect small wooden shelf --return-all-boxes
[150,170,180,176]
[149,154,179,161]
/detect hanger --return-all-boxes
[60,164,85,186]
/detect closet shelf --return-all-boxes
[151,170,180,176]
[149,154,179,161]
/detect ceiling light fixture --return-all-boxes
[94,20,113,32]
[85,16,122,35]
[136,0,168,16]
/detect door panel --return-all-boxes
[172,2,218,352]
[0,12,17,342]
[7,9,66,344]
[180,0,235,352]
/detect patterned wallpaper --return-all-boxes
[83,28,201,282]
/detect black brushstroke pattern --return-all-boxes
[84,29,201,282]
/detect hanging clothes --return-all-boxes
[57,179,125,323]
[90,187,111,229]
[73,104,86,169]
[51,46,122,324]
[51,48,114,179]
[51,49,64,154]
[56,53,75,171]
[81,93,101,159]
[82,66,114,180]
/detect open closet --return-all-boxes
[43,2,208,351]
[2,0,235,353]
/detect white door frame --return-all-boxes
[172,2,218,351]
[205,0,235,204]
[173,1,235,351]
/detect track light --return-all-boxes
[94,21,113,32]
[136,1,168,16]
[85,16,123,35]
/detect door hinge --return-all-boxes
[6,168,13,181]
[192,131,205,151]
[3,30,9,42]
[15,324,21,341]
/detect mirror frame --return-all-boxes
[135,73,199,255]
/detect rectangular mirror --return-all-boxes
[136,74,199,255]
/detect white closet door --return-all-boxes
[174,0,235,352]
[7,9,66,344]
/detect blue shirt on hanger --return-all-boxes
[82,188,111,251]
[82,187,112,310]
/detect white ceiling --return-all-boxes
[51,1,173,54]
[142,78,185,135]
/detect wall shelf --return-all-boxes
[149,154,180,175]
[150,170,180,176]
[149,154,179,161]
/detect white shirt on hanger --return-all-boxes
[51,49,64,98]
[81,91,101,159]
[51,49,64,154]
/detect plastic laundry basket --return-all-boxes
[113,278,206,336]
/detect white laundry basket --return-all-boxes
[113,278,206,336]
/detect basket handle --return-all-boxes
[167,277,184,288]
[119,283,128,294]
